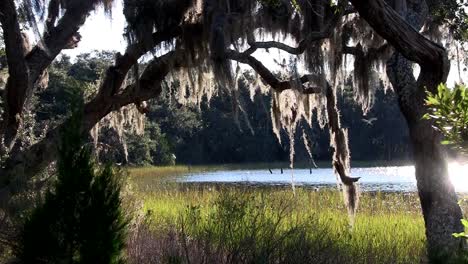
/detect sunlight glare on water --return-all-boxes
[180,162,468,192]
[387,163,468,192]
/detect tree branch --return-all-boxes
[109,50,185,112]
[44,0,60,34]
[226,49,320,94]
[230,10,345,95]
[349,0,449,80]
[96,25,185,98]
[0,0,30,149]
[342,43,392,60]
[245,40,306,55]
[85,49,185,129]
[245,9,342,56]
[26,0,102,82]
[1,0,189,151]
[0,0,100,152]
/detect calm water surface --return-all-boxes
[178,163,468,192]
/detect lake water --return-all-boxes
[178,163,468,192]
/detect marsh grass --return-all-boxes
[129,187,436,263]
[127,165,215,193]
[127,167,468,264]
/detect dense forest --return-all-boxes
[37,51,410,166]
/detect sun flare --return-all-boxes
[449,162,468,192]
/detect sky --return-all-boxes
[56,1,464,86]
[61,1,127,58]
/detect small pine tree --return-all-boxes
[16,110,128,264]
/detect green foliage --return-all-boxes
[127,123,175,166]
[431,1,468,41]
[68,51,114,83]
[35,54,101,135]
[16,111,128,264]
[424,83,468,152]
[37,63,89,120]
[453,219,468,239]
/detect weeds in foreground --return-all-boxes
[128,186,434,264]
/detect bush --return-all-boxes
[15,112,128,264]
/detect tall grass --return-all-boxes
[126,167,468,264]
[127,165,213,193]
[129,186,454,263]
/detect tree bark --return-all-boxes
[350,0,465,260]
[0,0,31,151]
[387,52,465,262]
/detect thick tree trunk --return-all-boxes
[0,0,31,151]
[350,0,465,260]
[412,123,465,261]
[388,54,465,261]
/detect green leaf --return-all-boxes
[461,219,468,228]
[441,140,453,145]
[425,97,439,106]
[438,83,447,94]
[453,232,467,238]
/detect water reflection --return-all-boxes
[178,163,468,192]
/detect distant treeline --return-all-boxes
[36,51,411,166]
[136,84,412,165]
